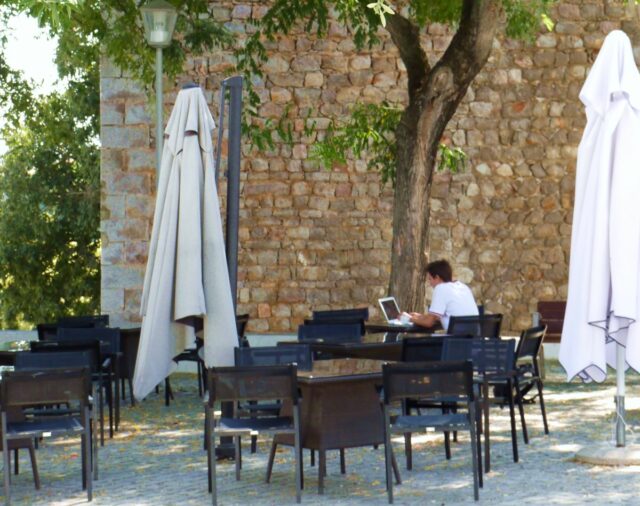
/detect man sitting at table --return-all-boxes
[407,259,479,331]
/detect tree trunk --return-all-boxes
[387,0,501,311]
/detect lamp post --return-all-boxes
[140,0,177,178]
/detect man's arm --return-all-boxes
[408,311,440,328]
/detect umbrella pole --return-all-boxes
[616,344,626,447]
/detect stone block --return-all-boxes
[101,78,145,101]
[101,288,124,312]
[102,126,148,149]
[125,103,152,124]
[102,264,145,289]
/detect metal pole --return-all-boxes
[616,343,626,447]
[224,76,242,311]
[155,47,163,182]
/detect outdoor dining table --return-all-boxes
[275,358,400,494]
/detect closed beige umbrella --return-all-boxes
[133,86,237,401]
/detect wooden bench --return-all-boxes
[535,300,566,343]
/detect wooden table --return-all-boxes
[275,358,399,494]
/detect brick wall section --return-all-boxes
[100,1,640,332]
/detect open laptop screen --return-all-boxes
[378,297,401,322]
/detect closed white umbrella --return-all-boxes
[560,30,640,446]
[133,86,237,401]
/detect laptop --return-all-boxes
[378,297,415,328]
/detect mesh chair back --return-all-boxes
[401,336,443,362]
[15,350,92,371]
[448,314,503,338]
[297,323,362,343]
[312,307,369,322]
[30,339,101,374]
[208,365,299,405]
[57,314,109,328]
[1,368,92,408]
[57,327,121,355]
[516,325,546,360]
[234,345,312,370]
[383,360,474,404]
[442,338,516,376]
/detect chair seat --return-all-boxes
[391,413,470,431]
[6,417,85,439]
[217,416,294,434]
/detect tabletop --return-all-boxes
[296,358,387,382]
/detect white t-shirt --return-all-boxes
[428,281,479,331]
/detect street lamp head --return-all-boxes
[141,0,177,48]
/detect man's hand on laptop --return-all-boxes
[408,312,440,328]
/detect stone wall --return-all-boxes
[100,0,640,333]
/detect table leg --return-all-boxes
[483,380,490,473]
[318,450,326,495]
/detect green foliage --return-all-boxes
[0,75,100,327]
[311,103,401,185]
[502,0,555,40]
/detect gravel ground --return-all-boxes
[4,361,640,505]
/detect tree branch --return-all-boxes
[385,13,429,102]
[439,0,501,91]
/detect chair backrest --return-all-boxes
[36,323,58,341]
[382,360,474,404]
[448,314,503,338]
[207,365,299,406]
[441,338,516,376]
[297,323,362,343]
[234,345,312,371]
[1,368,92,409]
[57,314,109,328]
[15,350,92,371]
[119,327,141,380]
[236,313,250,347]
[57,327,121,355]
[401,337,444,362]
[30,339,101,373]
[312,307,369,322]
[515,325,547,361]
[304,317,366,336]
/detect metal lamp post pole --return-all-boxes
[155,47,163,179]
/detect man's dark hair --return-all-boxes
[427,260,453,282]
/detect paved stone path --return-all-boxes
[5,361,640,505]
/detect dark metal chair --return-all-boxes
[57,327,121,436]
[401,336,444,363]
[205,365,302,505]
[30,339,108,446]
[513,325,549,438]
[235,345,311,455]
[441,338,523,473]
[1,367,95,503]
[382,360,481,503]
[57,315,109,328]
[447,314,503,338]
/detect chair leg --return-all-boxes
[310,449,315,467]
[383,409,393,504]
[98,383,105,447]
[85,407,93,502]
[3,414,11,506]
[210,422,217,506]
[514,380,529,444]
[444,431,452,460]
[265,440,278,483]
[537,379,549,434]
[128,377,136,406]
[318,450,325,495]
[482,381,491,473]
[404,432,412,470]
[339,448,346,474]
[13,449,18,475]
[507,380,519,463]
[391,448,402,485]
[251,435,257,454]
[293,407,302,504]
[27,445,40,490]
[235,437,241,480]
[469,406,480,501]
